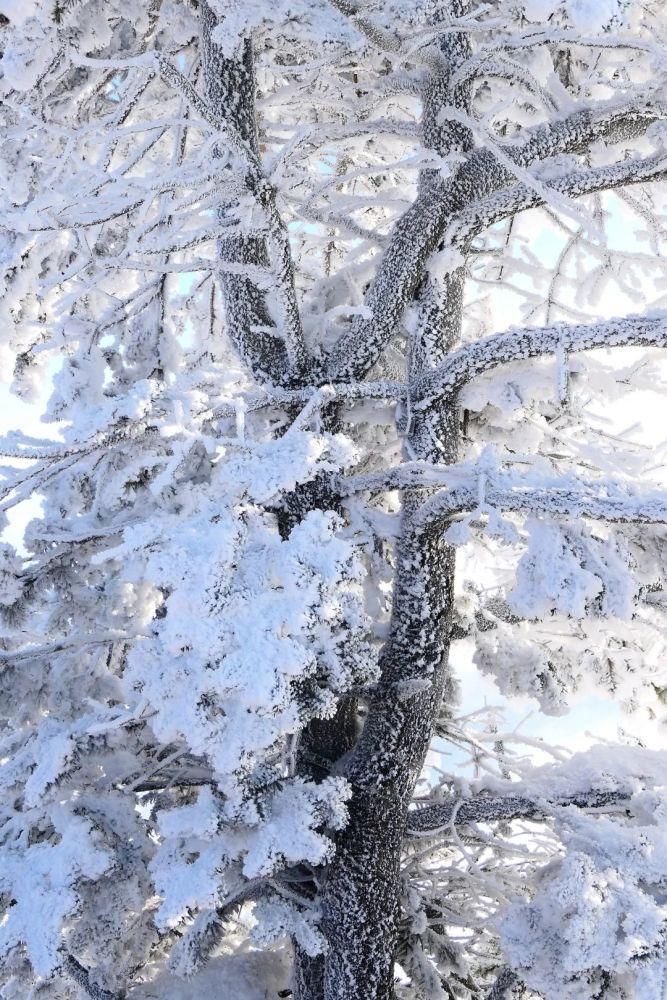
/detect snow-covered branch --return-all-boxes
[200,2,309,387]
[2,3,666,996]
[406,788,629,835]
[450,152,667,245]
[337,460,667,532]
[63,955,116,1000]
[157,55,259,168]
[413,311,667,404]
[209,380,405,423]
[327,0,402,52]
[485,967,522,1000]
[415,478,667,534]
[336,461,470,497]
[324,99,667,382]
[507,97,667,163]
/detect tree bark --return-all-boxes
[318,9,472,996]
[200,1,308,387]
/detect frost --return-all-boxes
[523,0,628,31]
[23,730,75,808]
[0,16,55,93]
[157,786,221,841]
[0,0,665,995]
[133,952,289,999]
[481,745,667,802]
[222,430,359,504]
[209,0,356,56]
[121,498,375,788]
[0,809,111,976]
[498,793,667,999]
[0,0,41,25]
[0,545,23,607]
[508,519,637,620]
[251,897,327,957]
[426,248,465,284]
[151,836,227,931]
[0,720,77,807]
[444,516,474,546]
[475,624,573,714]
[239,777,350,878]
[151,778,350,928]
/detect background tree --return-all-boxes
[0,1,666,998]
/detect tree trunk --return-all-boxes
[318,7,472,991]
[202,2,472,995]
[318,301,463,997]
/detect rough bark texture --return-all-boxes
[317,11,472,997]
[201,0,308,387]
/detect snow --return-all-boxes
[508,518,636,620]
[151,777,349,930]
[523,0,628,31]
[0,809,111,977]
[209,0,357,56]
[0,15,55,93]
[117,490,375,784]
[499,793,667,999]
[133,951,289,999]
[0,0,41,25]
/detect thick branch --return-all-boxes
[336,461,471,497]
[316,17,472,996]
[416,479,667,534]
[324,99,667,382]
[501,98,667,163]
[413,310,667,405]
[209,379,405,423]
[327,0,402,52]
[63,955,117,1000]
[337,463,667,530]
[157,55,258,167]
[200,2,309,387]
[450,152,667,245]
[486,967,523,1000]
[337,459,667,532]
[406,788,629,835]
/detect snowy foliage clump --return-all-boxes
[508,519,636,620]
[0,423,374,989]
[500,792,667,999]
[523,0,629,31]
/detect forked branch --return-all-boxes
[324,99,667,382]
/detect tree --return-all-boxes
[0,0,666,997]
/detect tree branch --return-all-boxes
[505,98,667,162]
[415,478,667,534]
[406,789,629,835]
[485,967,523,1000]
[323,99,667,382]
[337,460,667,531]
[336,461,471,497]
[157,54,259,168]
[413,310,667,405]
[208,380,405,424]
[327,0,402,52]
[199,2,309,387]
[63,955,118,1000]
[450,152,667,245]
